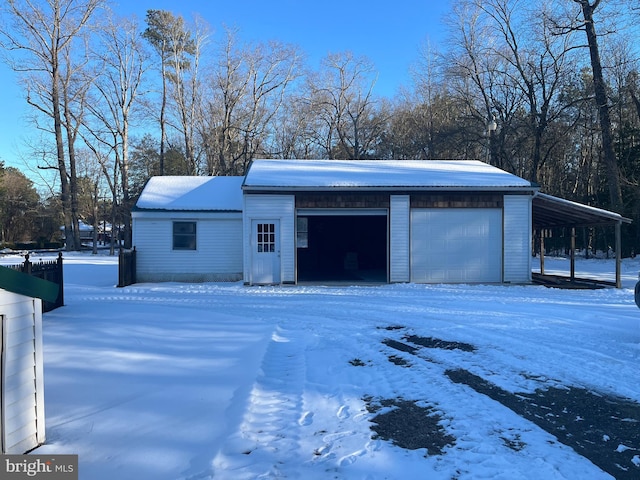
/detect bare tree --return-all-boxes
[267,91,320,159]
[408,39,480,160]
[58,33,94,250]
[84,11,148,249]
[204,28,248,175]
[304,52,382,160]
[169,14,209,175]
[0,0,103,250]
[202,29,302,175]
[443,1,515,169]
[466,0,577,181]
[410,40,441,159]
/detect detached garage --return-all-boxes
[133,160,631,287]
[242,159,537,285]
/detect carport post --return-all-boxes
[539,230,545,275]
[570,227,576,281]
[616,221,622,288]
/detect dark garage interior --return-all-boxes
[297,215,387,282]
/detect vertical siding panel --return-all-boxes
[33,299,45,447]
[1,293,43,454]
[503,195,532,283]
[390,195,410,282]
[243,194,295,284]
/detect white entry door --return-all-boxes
[251,220,281,284]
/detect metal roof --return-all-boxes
[134,176,244,211]
[243,159,536,191]
[532,193,631,228]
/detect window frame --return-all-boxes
[172,221,197,251]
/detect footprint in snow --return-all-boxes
[314,444,331,456]
[366,439,382,452]
[312,444,336,463]
[338,449,365,467]
[337,405,350,419]
[298,411,314,426]
[353,412,370,422]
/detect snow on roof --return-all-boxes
[243,159,535,190]
[135,176,244,211]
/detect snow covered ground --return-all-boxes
[3,252,639,479]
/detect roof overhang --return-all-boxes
[242,185,537,193]
[532,193,631,228]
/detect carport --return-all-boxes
[532,193,632,288]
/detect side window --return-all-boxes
[173,221,196,250]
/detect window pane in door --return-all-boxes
[257,223,275,253]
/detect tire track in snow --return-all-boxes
[375,332,613,478]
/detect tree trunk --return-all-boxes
[64,102,81,251]
[51,58,73,251]
[159,60,167,176]
[122,124,132,249]
[578,0,623,212]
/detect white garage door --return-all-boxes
[411,208,502,283]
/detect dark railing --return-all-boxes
[6,252,64,312]
[118,247,136,287]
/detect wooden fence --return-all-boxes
[118,247,136,287]
[5,252,64,312]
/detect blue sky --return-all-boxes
[0,0,451,186]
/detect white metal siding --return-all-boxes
[132,212,243,282]
[390,195,410,282]
[1,291,45,454]
[411,209,503,283]
[243,194,295,284]
[503,195,532,283]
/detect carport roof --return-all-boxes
[243,159,536,191]
[532,193,631,228]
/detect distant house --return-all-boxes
[133,159,543,285]
[60,221,115,247]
